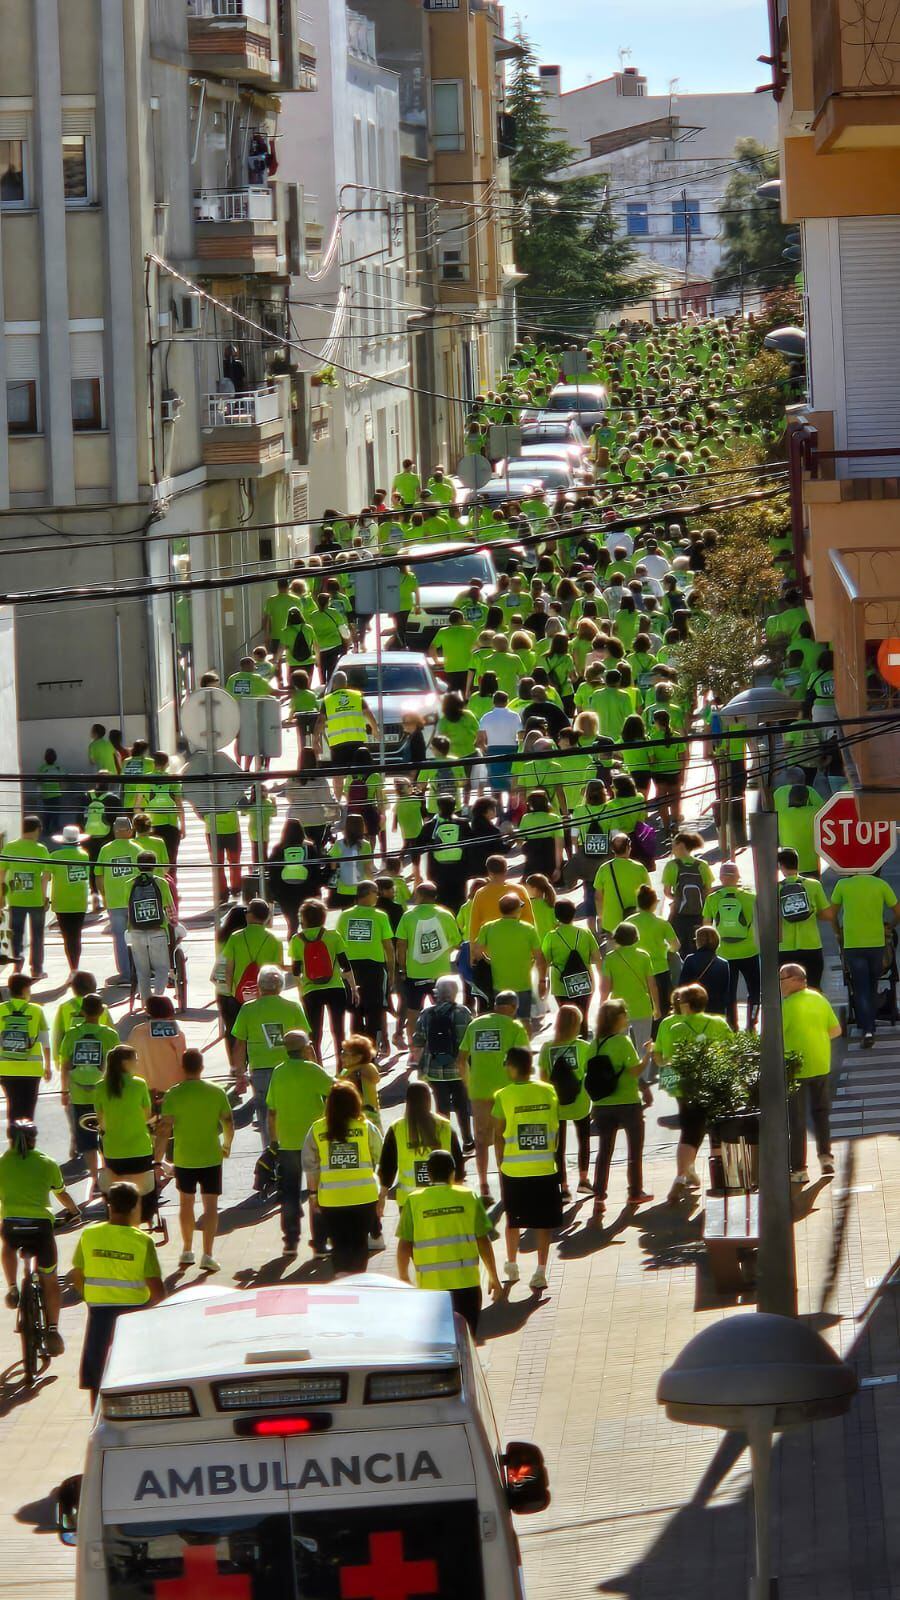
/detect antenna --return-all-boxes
[618,46,632,71]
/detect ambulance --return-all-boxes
[57,1277,549,1598]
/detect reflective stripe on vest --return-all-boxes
[393,1115,452,1209]
[324,690,367,746]
[79,1223,151,1305]
[313,1117,378,1207]
[407,1184,482,1290]
[498,1083,558,1177]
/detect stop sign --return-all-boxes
[814,791,897,874]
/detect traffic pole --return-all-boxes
[205,704,221,924]
[375,565,386,772]
[751,806,798,1317]
[254,770,268,901]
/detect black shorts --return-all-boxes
[500,1172,563,1231]
[73,1110,100,1154]
[175,1164,223,1196]
[678,1101,707,1150]
[1,1217,57,1271]
[401,976,437,1012]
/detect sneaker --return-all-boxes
[685,1168,701,1189]
[667,1176,689,1203]
[503,1260,519,1284]
[628,1191,654,1206]
[4,1286,19,1309]
[200,1254,221,1274]
[577,1178,594,1194]
[863,1032,875,1049]
[529,1267,548,1292]
[178,1250,195,1268]
[282,1242,298,1259]
[45,1326,65,1357]
[790,1169,809,1185]
[462,1139,476,1155]
[368,1235,386,1254]
[820,1157,835,1177]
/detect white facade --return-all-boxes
[280,4,414,517]
[541,66,777,294]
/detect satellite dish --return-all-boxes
[455,454,492,490]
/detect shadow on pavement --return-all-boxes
[0,1366,57,1417]
[14,1493,58,1534]
[479,1291,548,1341]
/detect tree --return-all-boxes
[507,30,653,336]
[714,139,795,293]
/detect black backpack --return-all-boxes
[674,859,706,918]
[128,873,165,930]
[549,1044,581,1106]
[424,1003,459,1069]
[779,879,812,923]
[560,936,592,1000]
[585,1037,624,1102]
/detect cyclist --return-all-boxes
[0,1120,80,1356]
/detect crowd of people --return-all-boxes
[0,314,890,1382]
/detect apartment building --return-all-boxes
[0,0,315,763]
[773,0,900,818]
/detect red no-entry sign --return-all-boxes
[814,791,897,874]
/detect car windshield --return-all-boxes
[522,424,571,441]
[336,664,431,694]
[548,391,603,413]
[410,554,493,587]
[508,463,569,487]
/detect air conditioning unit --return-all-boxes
[161,389,184,424]
[177,292,201,333]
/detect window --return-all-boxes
[71,378,102,430]
[432,80,464,152]
[70,327,105,430]
[5,329,40,433]
[7,379,36,433]
[440,213,468,281]
[672,197,701,236]
[626,202,648,236]
[0,140,25,205]
[62,104,96,204]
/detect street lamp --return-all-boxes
[658,1313,857,1599]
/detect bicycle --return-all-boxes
[10,1220,51,1386]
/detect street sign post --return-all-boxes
[236,698,283,898]
[181,687,242,918]
[814,791,897,874]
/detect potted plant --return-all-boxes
[310,364,338,389]
[660,1030,802,1191]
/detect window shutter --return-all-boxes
[69,330,104,380]
[5,333,39,379]
[0,111,30,140]
[839,216,900,475]
[61,107,95,137]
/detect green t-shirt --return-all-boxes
[264,590,296,640]
[436,711,480,759]
[542,925,599,999]
[778,875,829,952]
[222,926,284,996]
[336,905,394,963]
[231,993,311,1069]
[538,1037,591,1121]
[60,1022,119,1103]
[162,1078,232,1168]
[478,917,541,991]
[655,1011,733,1065]
[94,1073,152,1160]
[584,1030,641,1105]
[266,1058,334,1150]
[395,796,425,841]
[519,809,565,853]
[52,996,113,1062]
[703,886,759,960]
[593,857,650,932]
[0,1148,65,1221]
[831,875,898,949]
[782,988,839,1079]
[96,839,143,909]
[50,846,91,913]
[625,910,679,975]
[226,671,272,699]
[661,854,715,906]
[774,788,820,874]
[396,905,460,980]
[2,838,51,907]
[291,928,348,994]
[460,1012,529,1100]
[88,736,118,772]
[602,944,656,1019]
[432,625,477,674]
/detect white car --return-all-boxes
[544,382,608,430]
[495,456,582,492]
[327,651,444,750]
[402,542,498,643]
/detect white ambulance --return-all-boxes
[58,1277,549,1598]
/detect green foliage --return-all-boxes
[675,613,764,708]
[738,350,792,435]
[714,139,795,293]
[659,1030,801,1121]
[696,538,784,622]
[507,31,655,336]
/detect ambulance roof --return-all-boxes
[101,1278,459,1392]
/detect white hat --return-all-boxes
[54,824,88,845]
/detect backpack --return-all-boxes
[674,860,706,918]
[412,913,450,966]
[559,934,592,1000]
[433,822,463,863]
[585,1037,624,1102]
[235,929,271,1003]
[128,873,165,931]
[715,891,749,944]
[549,1043,582,1106]
[301,932,335,985]
[253,1145,281,1199]
[424,1003,459,1068]
[779,879,812,923]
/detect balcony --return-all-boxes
[811,0,900,152]
[829,547,900,820]
[187,0,276,86]
[193,185,286,274]
[202,380,289,479]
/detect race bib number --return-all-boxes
[584,834,608,856]
[66,864,89,883]
[72,1039,102,1068]
[414,1158,432,1188]
[330,1142,360,1171]
[345,919,371,943]
[518,1123,549,1152]
[132,897,160,925]
[233,680,251,696]
[261,1023,284,1049]
[150,1020,178,1039]
[10,871,34,892]
[474,1028,501,1053]
[1,1025,30,1055]
[562,971,592,999]
[419,931,442,957]
[818,675,835,698]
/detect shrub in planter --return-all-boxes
[659,1028,801,1124]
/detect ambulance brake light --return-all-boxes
[236,1414,333,1437]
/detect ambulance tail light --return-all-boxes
[215,1375,346,1410]
[103,1387,197,1420]
[365,1368,461,1403]
[235,1413,333,1437]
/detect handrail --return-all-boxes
[810,446,900,476]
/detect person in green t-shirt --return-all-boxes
[653,987,733,1201]
[429,612,477,691]
[0,1121,79,1354]
[395,885,461,1047]
[774,783,822,875]
[88,723,119,775]
[226,655,274,701]
[777,848,832,988]
[93,1046,156,1217]
[50,825,91,972]
[156,1049,233,1272]
[336,881,396,1046]
[0,817,51,978]
[662,831,715,956]
[59,993,119,1189]
[703,862,760,1030]
[626,882,681,1017]
[290,899,358,1060]
[472,895,545,1023]
[600,923,660,1053]
[593,835,650,937]
[267,1030,334,1253]
[831,871,900,1043]
[587,997,653,1226]
[457,991,528,1200]
[230,967,311,1146]
[222,900,284,1005]
[541,899,601,1022]
[96,819,143,983]
[780,965,841,1181]
[537,1005,592,1198]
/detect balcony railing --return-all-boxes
[423,0,460,9]
[812,0,900,146]
[189,0,268,19]
[193,186,274,223]
[204,385,281,427]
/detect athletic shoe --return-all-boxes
[200,1254,221,1273]
[577,1178,594,1194]
[790,1169,809,1185]
[368,1235,386,1254]
[863,1032,875,1049]
[282,1242,298,1259]
[462,1139,476,1154]
[820,1157,835,1176]
[4,1286,19,1309]
[628,1191,654,1206]
[529,1267,548,1292]
[45,1326,65,1357]
[667,1176,689,1203]
[503,1261,519,1284]
[178,1250,195,1268]
[685,1168,701,1189]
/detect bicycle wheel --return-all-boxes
[18,1277,37,1386]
